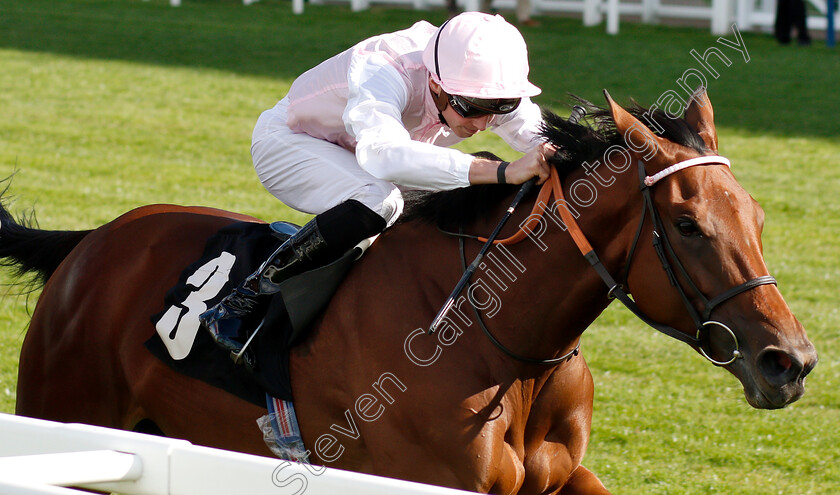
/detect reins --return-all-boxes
[427,107,587,365]
[434,152,778,367]
[457,232,582,365]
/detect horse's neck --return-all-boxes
[459,162,643,373]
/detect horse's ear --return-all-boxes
[683,86,718,152]
[603,89,673,165]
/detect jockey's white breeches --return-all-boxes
[251,97,404,227]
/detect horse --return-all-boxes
[2,89,817,494]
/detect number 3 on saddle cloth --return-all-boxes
[147,221,364,450]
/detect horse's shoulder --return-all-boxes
[527,358,594,426]
[516,362,594,492]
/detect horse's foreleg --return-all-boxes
[558,465,611,495]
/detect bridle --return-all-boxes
[606,155,777,365]
[457,154,776,366]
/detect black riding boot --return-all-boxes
[199,200,386,354]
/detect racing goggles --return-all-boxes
[446,92,521,118]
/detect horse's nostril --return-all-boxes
[775,352,792,371]
[758,349,804,386]
[801,356,818,380]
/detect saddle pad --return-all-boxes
[146,220,361,405]
[147,221,292,405]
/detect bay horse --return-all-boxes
[3,89,817,494]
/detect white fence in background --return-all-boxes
[169,0,839,37]
[0,413,478,495]
[733,0,839,31]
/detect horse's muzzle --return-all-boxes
[747,345,818,409]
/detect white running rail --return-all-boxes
[0,413,478,495]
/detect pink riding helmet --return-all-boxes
[422,12,542,99]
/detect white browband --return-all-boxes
[644,155,731,187]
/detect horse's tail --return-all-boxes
[0,199,93,290]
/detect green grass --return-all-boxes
[0,0,838,493]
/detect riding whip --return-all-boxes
[428,106,587,334]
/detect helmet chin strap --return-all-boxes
[430,85,449,127]
[431,16,452,128]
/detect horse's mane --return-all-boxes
[400,97,708,229]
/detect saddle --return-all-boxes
[147,220,363,405]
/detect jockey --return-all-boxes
[200,11,554,353]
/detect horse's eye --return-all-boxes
[676,218,701,237]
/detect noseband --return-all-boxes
[471,155,776,366]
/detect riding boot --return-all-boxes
[199,200,386,354]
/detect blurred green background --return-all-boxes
[0,0,838,493]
